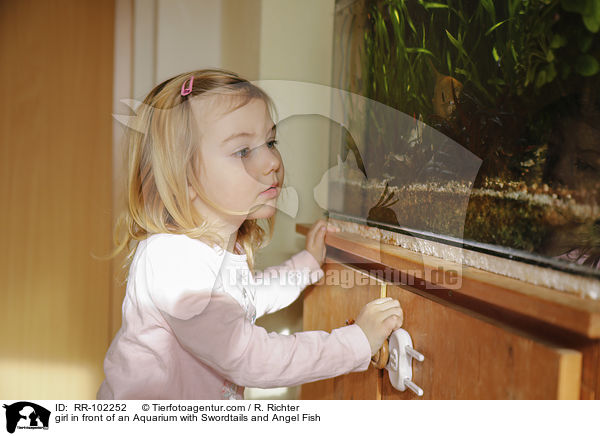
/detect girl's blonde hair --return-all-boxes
[110,68,279,279]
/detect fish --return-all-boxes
[367,181,399,227]
[428,59,463,119]
[340,123,368,179]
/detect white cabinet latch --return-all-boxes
[385,328,425,396]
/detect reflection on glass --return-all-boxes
[330,0,600,275]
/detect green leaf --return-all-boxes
[407,17,417,34]
[575,54,600,75]
[525,64,538,86]
[535,69,547,88]
[546,50,555,62]
[406,47,435,56]
[485,19,510,36]
[419,1,449,9]
[550,34,567,49]
[579,34,593,52]
[511,43,518,63]
[583,14,600,33]
[492,46,500,62]
[445,30,468,57]
[481,0,496,23]
[487,77,506,86]
[509,0,521,18]
[560,0,590,15]
[562,0,600,32]
[388,6,404,55]
[546,63,557,82]
[454,67,470,79]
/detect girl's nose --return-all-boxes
[259,143,281,175]
[242,142,282,176]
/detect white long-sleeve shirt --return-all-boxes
[97,232,371,400]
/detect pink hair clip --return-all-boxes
[181,76,194,96]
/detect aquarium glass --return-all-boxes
[328,0,600,276]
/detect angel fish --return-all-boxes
[428,59,463,118]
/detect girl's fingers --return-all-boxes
[309,219,338,238]
[383,315,404,331]
[374,301,401,313]
[309,220,326,238]
[307,220,337,252]
[369,297,393,305]
[380,306,403,318]
[327,223,340,232]
[315,225,326,242]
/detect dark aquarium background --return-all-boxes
[328,0,600,275]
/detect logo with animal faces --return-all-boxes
[2,402,50,434]
[113,80,481,293]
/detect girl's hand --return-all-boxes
[355,297,404,356]
[305,219,340,266]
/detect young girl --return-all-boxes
[97,68,404,400]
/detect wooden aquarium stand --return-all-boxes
[296,223,600,400]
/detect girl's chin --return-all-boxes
[247,203,278,219]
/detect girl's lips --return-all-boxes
[260,186,280,198]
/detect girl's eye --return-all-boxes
[234,140,278,158]
[234,147,251,158]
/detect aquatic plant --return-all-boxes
[338,0,600,259]
[360,0,599,185]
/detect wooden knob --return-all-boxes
[371,338,389,369]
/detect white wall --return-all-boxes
[256,0,335,266]
[133,0,222,99]
[120,0,336,400]
[221,0,261,80]
[156,0,221,82]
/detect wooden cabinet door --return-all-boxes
[301,262,382,399]
[0,0,115,399]
[302,260,582,399]
[383,284,583,399]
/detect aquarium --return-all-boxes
[326,0,600,293]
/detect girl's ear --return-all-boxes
[188,185,197,202]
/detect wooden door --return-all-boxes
[302,261,382,399]
[297,223,587,399]
[0,0,115,398]
[302,261,582,399]
[382,283,583,399]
